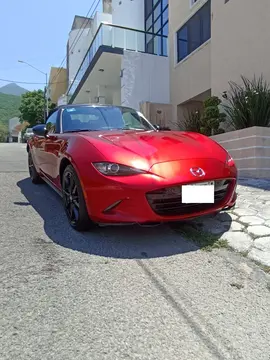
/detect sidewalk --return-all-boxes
[187,178,270,268]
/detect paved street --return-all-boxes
[0,143,270,360]
[188,181,270,267]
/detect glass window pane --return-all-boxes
[153,36,161,55]
[201,2,211,42]
[188,13,201,53]
[146,15,152,30]
[145,0,153,17]
[162,37,167,56]
[162,21,168,36]
[162,0,168,10]
[162,6,168,25]
[177,26,188,61]
[146,32,153,43]
[154,2,161,21]
[154,16,162,33]
[146,38,154,54]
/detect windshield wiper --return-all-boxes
[63,129,99,133]
[121,127,146,131]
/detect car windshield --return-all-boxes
[61,106,155,133]
[26,128,33,133]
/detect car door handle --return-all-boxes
[46,135,58,141]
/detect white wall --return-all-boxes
[112,89,121,105]
[111,0,144,30]
[93,11,112,32]
[68,12,112,87]
[57,94,68,106]
[211,0,270,97]
[68,28,93,86]
[121,50,170,110]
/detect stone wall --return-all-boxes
[211,127,270,179]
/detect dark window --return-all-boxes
[145,0,153,17]
[46,111,58,133]
[176,0,211,63]
[144,0,169,56]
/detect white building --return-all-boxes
[65,0,170,113]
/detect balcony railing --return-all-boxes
[67,22,168,98]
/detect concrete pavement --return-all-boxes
[0,143,270,360]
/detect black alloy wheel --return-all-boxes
[62,165,95,231]
[28,151,43,184]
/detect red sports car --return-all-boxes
[27,104,237,231]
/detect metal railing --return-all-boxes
[67,22,168,98]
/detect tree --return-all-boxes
[200,96,226,136]
[19,89,56,126]
[180,96,226,136]
[0,123,8,143]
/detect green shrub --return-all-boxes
[223,75,270,129]
[200,96,226,136]
[181,96,226,136]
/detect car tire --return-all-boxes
[28,151,43,184]
[62,165,96,232]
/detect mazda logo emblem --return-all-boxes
[190,167,205,177]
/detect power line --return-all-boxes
[50,0,101,86]
[51,0,100,84]
[0,77,67,85]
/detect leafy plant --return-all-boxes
[182,109,202,132]
[200,96,226,136]
[223,75,270,129]
[180,96,226,136]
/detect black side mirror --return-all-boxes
[33,124,47,137]
[154,124,171,131]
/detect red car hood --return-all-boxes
[82,130,227,165]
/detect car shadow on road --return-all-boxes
[16,177,231,259]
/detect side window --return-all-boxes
[46,111,58,133]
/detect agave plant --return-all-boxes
[223,75,270,129]
[181,109,202,132]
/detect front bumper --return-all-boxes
[81,165,237,224]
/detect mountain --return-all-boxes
[0,83,28,96]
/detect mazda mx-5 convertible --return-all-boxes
[27,104,237,231]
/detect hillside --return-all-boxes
[0,83,28,96]
[0,93,21,128]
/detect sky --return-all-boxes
[0,0,102,92]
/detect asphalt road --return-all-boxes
[0,143,270,360]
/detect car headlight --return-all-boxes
[92,162,147,176]
[226,153,235,167]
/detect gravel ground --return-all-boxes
[0,143,270,360]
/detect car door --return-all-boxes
[43,109,67,188]
[39,110,59,180]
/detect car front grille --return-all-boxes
[146,179,232,216]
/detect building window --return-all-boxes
[145,0,168,56]
[177,0,211,63]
